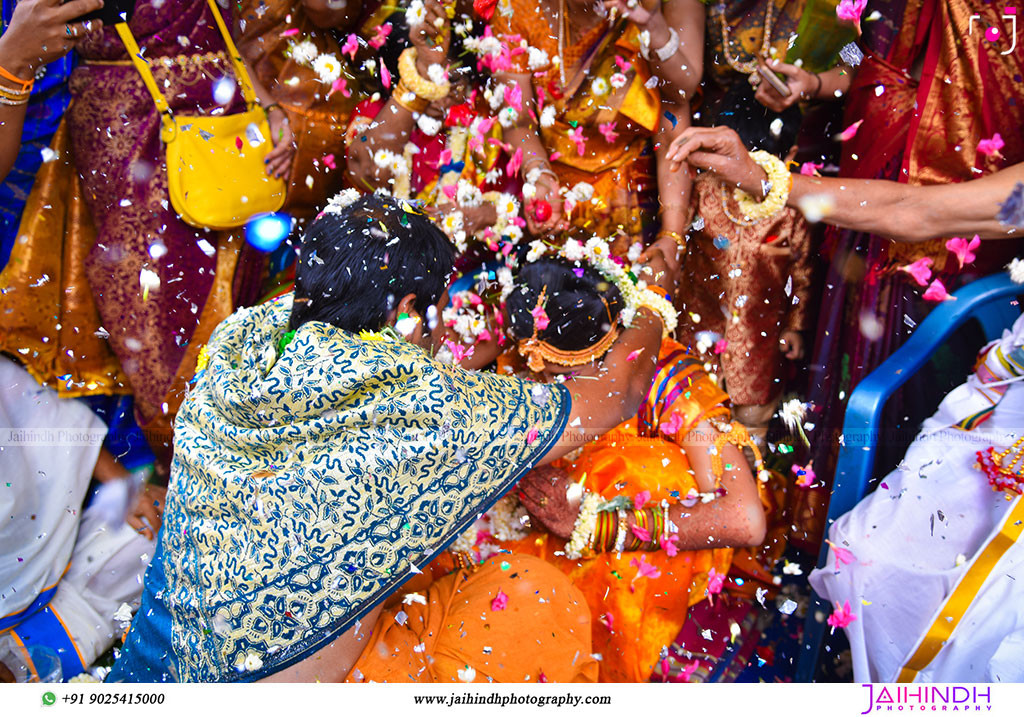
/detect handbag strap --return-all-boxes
[115,0,260,119]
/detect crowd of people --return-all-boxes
[0,0,1022,685]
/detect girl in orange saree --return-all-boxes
[446,248,770,681]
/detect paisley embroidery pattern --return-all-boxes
[156,295,568,681]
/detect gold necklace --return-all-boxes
[718,1,776,75]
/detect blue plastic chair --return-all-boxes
[794,272,1022,682]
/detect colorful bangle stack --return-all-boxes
[397,47,450,103]
[0,65,33,106]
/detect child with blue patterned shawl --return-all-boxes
[108,194,668,682]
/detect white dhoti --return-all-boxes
[810,318,1024,683]
[0,358,154,680]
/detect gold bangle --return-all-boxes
[0,94,29,106]
[656,230,686,246]
[397,47,450,102]
[392,79,429,114]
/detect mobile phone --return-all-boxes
[70,0,136,26]
[757,65,792,97]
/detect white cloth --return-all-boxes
[0,358,153,672]
[809,316,1024,683]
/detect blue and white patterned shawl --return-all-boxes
[108,294,569,682]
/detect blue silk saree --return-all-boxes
[108,294,569,682]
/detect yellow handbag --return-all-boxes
[115,0,286,230]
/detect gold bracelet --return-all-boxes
[0,86,30,103]
[0,94,29,106]
[392,79,430,114]
[397,47,450,102]
[656,230,686,246]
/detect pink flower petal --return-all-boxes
[526,426,539,445]
[838,119,864,142]
[922,278,955,302]
[899,257,934,287]
[660,534,679,557]
[381,63,392,90]
[634,490,650,510]
[977,133,1005,157]
[490,589,508,611]
[945,235,980,270]
[630,524,651,542]
[342,33,359,60]
[626,348,643,362]
[707,567,725,595]
[659,411,684,436]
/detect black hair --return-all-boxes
[289,194,456,332]
[704,79,801,157]
[507,257,624,352]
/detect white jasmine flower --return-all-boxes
[1008,257,1024,284]
[139,268,160,296]
[456,181,483,208]
[426,63,448,86]
[539,105,556,128]
[488,83,506,110]
[416,114,442,137]
[498,107,519,128]
[236,652,264,672]
[323,188,361,215]
[527,46,549,70]
[458,665,477,682]
[610,72,628,89]
[627,242,643,262]
[562,238,584,261]
[590,77,610,96]
[312,53,342,84]
[484,168,502,184]
[290,39,318,65]
[521,182,537,200]
[796,193,836,223]
[570,181,594,202]
[505,224,523,243]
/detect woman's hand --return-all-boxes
[666,126,768,195]
[0,0,102,76]
[127,484,167,541]
[518,465,579,539]
[754,57,820,112]
[525,172,568,236]
[602,0,662,26]
[409,0,450,77]
[264,107,296,180]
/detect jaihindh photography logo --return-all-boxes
[860,685,993,713]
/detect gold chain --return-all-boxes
[718,1,776,75]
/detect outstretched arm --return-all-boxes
[667,126,1024,242]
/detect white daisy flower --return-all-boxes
[505,224,523,243]
[456,181,483,208]
[406,0,426,26]
[526,240,546,263]
[590,77,610,96]
[312,53,342,84]
[373,148,394,168]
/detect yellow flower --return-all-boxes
[358,330,384,342]
[195,344,211,372]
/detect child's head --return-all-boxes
[507,257,624,376]
[289,194,456,343]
